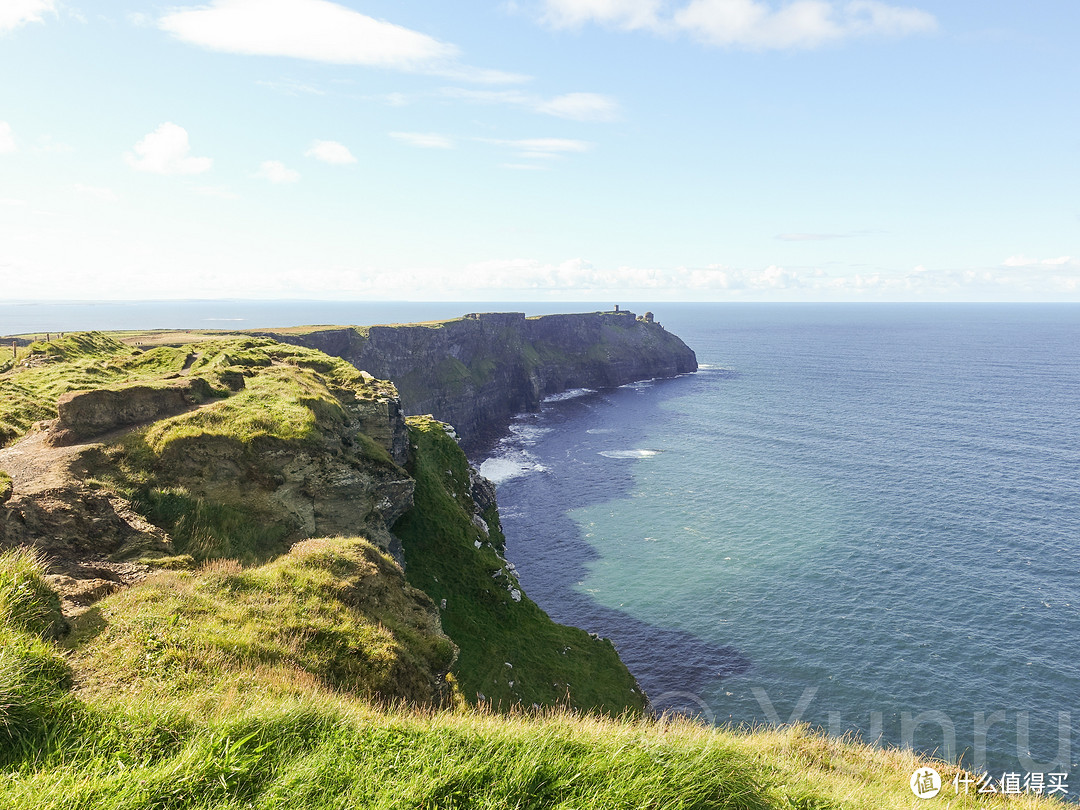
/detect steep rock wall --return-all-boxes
[258,310,697,449]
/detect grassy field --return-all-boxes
[0,547,1068,810]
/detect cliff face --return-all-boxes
[0,332,647,715]
[259,310,697,449]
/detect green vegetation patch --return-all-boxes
[0,470,11,503]
[395,416,648,717]
[72,536,455,707]
[0,548,74,765]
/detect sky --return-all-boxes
[0,0,1077,302]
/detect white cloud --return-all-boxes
[125,123,213,175]
[159,0,526,83]
[254,160,301,183]
[0,122,15,154]
[1003,254,1076,268]
[390,132,455,149]
[542,0,662,29]
[305,140,357,164]
[500,163,551,171]
[73,184,119,203]
[481,137,592,159]
[535,92,621,121]
[256,78,326,96]
[540,0,937,49]
[444,88,620,122]
[0,0,55,33]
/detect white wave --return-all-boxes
[598,449,663,459]
[542,387,595,403]
[480,454,548,484]
[586,428,615,434]
[508,423,553,444]
[619,378,656,389]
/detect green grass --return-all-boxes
[71,536,455,708]
[0,333,193,446]
[0,467,1070,810]
[394,416,649,717]
[0,470,11,503]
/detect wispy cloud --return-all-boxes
[159,0,527,83]
[390,132,455,149]
[443,88,620,122]
[125,123,212,175]
[253,160,301,183]
[304,140,357,164]
[0,122,16,154]
[500,163,551,171]
[0,0,56,34]
[256,78,327,96]
[1003,254,1076,268]
[480,137,591,159]
[540,0,937,49]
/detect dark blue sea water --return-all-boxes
[483,304,1080,786]
[8,301,1080,788]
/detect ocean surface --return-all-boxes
[482,304,1080,787]
[7,301,1080,787]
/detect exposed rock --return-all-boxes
[49,378,217,446]
[256,309,697,450]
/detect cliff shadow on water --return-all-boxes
[476,370,751,719]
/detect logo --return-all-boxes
[911,767,942,799]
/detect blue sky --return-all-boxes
[0,0,1077,301]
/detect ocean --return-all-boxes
[482,303,1080,785]
[6,300,1080,786]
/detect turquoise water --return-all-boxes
[486,304,1080,782]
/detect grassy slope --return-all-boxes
[0,550,1067,809]
[395,417,648,717]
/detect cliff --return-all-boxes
[0,332,644,714]
[255,309,697,449]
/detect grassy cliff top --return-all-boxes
[0,331,396,447]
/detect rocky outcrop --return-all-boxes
[257,309,697,450]
[48,378,218,446]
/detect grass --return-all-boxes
[0,464,1071,809]
[70,536,456,708]
[0,333,193,446]
[0,470,11,503]
[394,416,649,717]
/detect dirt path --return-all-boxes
[0,429,100,496]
